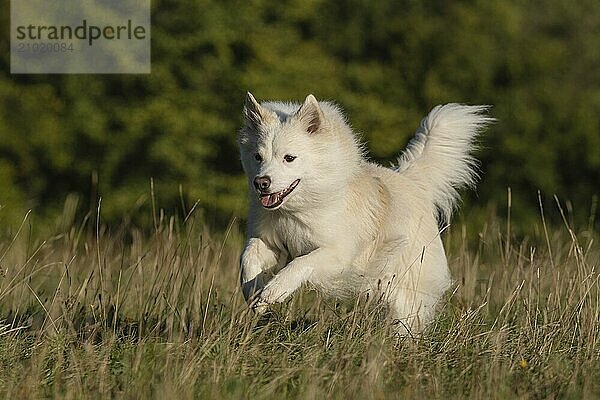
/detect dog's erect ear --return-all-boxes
[243,92,271,128]
[294,94,324,134]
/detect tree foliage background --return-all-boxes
[0,0,598,229]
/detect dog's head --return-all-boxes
[239,93,360,212]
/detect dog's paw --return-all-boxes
[251,298,269,315]
[241,273,264,302]
[258,275,290,305]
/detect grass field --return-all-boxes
[0,198,598,399]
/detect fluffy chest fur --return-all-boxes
[259,211,319,258]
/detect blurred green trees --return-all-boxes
[0,0,598,228]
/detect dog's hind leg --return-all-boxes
[365,238,448,335]
[389,291,431,335]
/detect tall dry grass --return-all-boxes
[0,196,598,399]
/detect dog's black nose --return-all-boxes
[254,176,271,192]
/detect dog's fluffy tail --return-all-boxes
[395,104,494,224]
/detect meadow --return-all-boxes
[2,1,599,398]
[0,196,598,399]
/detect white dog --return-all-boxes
[238,93,492,333]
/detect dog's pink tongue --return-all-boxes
[260,194,277,207]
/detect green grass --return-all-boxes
[0,201,598,399]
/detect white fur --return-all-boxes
[238,93,493,334]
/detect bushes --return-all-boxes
[1,0,598,228]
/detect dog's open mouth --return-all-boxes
[259,179,300,209]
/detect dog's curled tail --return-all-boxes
[395,104,494,224]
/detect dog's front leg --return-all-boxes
[255,248,338,312]
[240,237,279,302]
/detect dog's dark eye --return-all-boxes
[254,153,262,162]
[284,155,296,162]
